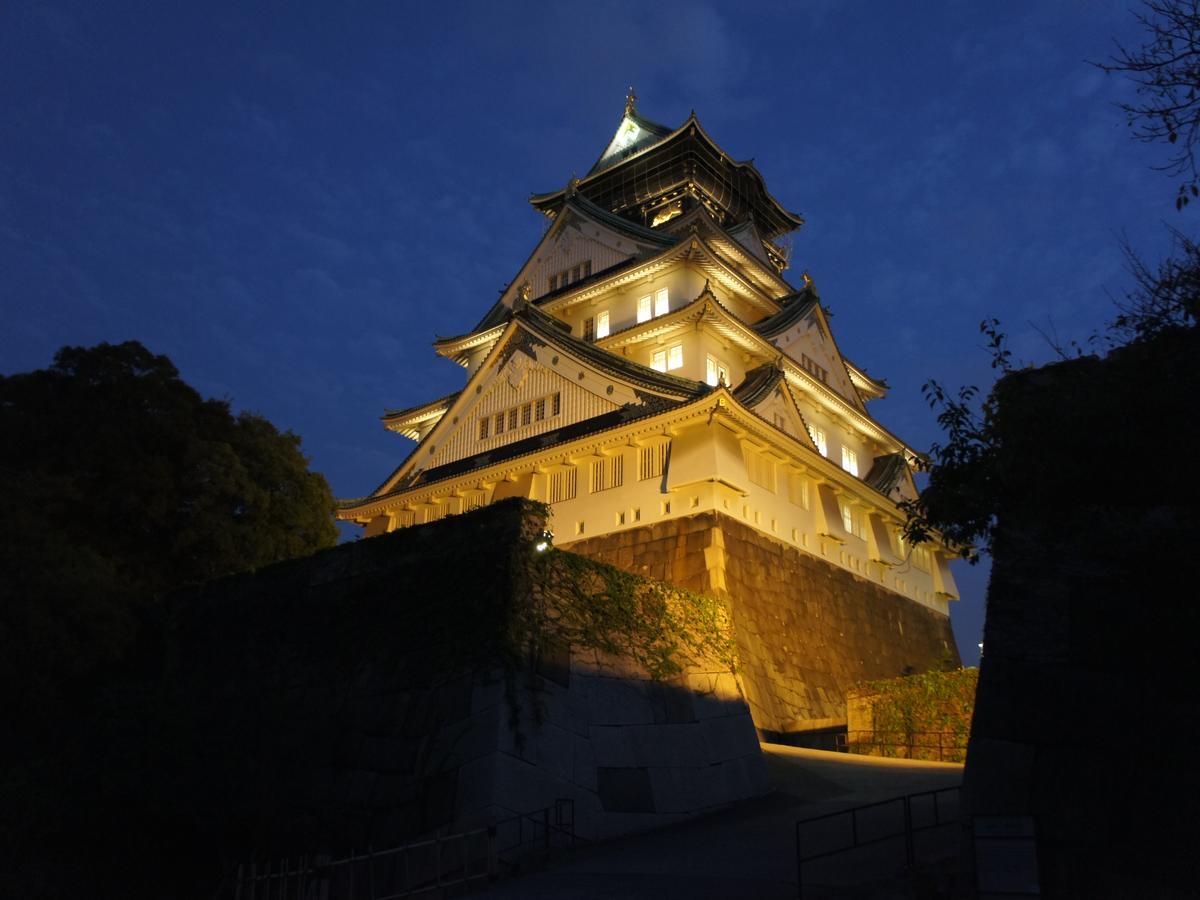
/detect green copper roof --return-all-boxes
[587,107,675,177]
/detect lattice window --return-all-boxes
[639,442,669,480]
[841,446,858,477]
[809,426,827,457]
[744,447,777,493]
[548,467,577,503]
[590,454,624,493]
[787,472,809,509]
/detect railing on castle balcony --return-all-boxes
[842,729,969,763]
[229,798,577,899]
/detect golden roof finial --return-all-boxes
[625,85,637,115]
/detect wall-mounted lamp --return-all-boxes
[534,530,554,553]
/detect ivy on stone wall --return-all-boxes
[494,502,737,682]
[851,668,978,762]
[523,548,738,680]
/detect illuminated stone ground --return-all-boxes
[476,745,964,899]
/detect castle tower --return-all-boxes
[340,96,960,741]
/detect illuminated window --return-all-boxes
[655,288,669,317]
[809,426,827,457]
[650,345,683,371]
[596,310,610,339]
[840,502,866,539]
[637,294,652,323]
[479,419,490,440]
[706,355,729,387]
[841,447,858,476]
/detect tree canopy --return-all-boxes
[0,341,337,728]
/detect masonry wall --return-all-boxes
[961,327,1200,899]
[563,511,959,739]
[70,499,766,898]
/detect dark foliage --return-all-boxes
[900,320,1011,562]
[0,341,337,861]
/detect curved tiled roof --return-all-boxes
[752,287,819,337]
[864,453,908,496]
[732,363,787,407]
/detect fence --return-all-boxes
[794,786,961,899]
[231,798,576,899]
[843,729,969,762]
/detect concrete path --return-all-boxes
[475,744,964,899]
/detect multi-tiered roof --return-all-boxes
[339,94,957,609]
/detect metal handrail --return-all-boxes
[844,729,969,762]
[794,786,961,899]
[231,798,577,899]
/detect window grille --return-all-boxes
[548,467,577,503]
[639,442,669,480]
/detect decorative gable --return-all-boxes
[427,350,622,470]
[770,308,858,403]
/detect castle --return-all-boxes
[340,93,960,739]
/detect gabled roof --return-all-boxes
[587,100,676,176]
[367,301,711,500]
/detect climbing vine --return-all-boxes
[850,668,978,762]
[524,549,737,679]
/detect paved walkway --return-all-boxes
[476,744,964,899]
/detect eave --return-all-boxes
[537,231,786,321]
[599,286,913,455]
[366,303,709,501]
[339,385,915,530]
[381,391,460,439]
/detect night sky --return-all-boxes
[2,2,1176,666]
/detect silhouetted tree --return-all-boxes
[0,341,337,735]
[1099,0,1200,208]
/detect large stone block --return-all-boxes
[588,677,654,725]
[596,766,655,813]
[701,713,760,763]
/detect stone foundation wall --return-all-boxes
[961,329,1200,899]
[156,500,764,863]
[563,512,959,738]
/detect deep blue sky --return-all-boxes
[2,2,1177,665]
